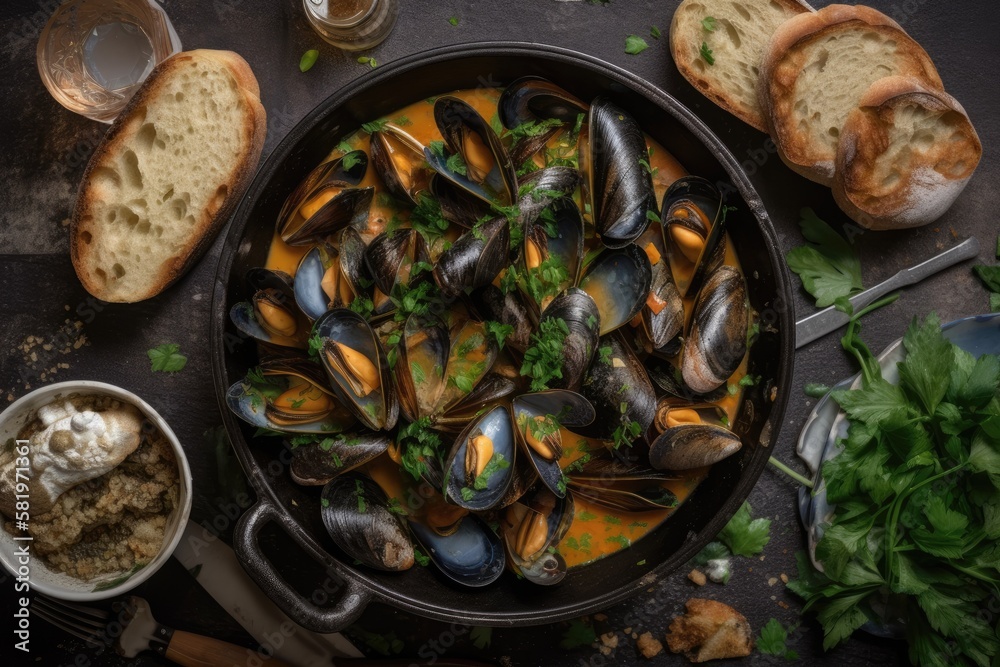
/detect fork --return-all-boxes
[34,594,290,666]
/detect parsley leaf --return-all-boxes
[559,618,597,649]
[299,49,319,72]
[148,343,187,372]
[357,56,377,69]
[702,16,717,31]
[469,626,491,649]
[700,41,715,65]
[485,320,514,350]
[757,619,799,660]
[650,25,661,39]
[448,16,459,26]
[625,35,649,55]
[786,208,863,308]
[520,317,569,391]
[718,501,771,557]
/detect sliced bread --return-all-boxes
[71,49,266,302]
[832,76,981,230]
[757,4,943,185]
[670,0,813,132]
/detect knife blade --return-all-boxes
[173,520,363,666]
[795,236,981,349]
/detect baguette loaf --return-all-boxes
[832,76,981,230]
[757,4,943,185]
[670,0,812,132]
[71,49,266,302]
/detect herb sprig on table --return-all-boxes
[786,208,863,313]
[788,313,1000,666]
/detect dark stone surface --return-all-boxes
[1,0,997,665]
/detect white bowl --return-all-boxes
[0,381,192,600]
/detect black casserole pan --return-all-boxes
[211,42,795,633]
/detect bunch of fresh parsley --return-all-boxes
[788,313,1000,666]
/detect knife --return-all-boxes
[173,520,364,666]
[795,237,981,349]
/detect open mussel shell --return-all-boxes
[537,288,600,392]
[471,284,535,355]
[294,228,368,320]
[315,308,398,431]
[395,312,451,422]
[225,369,355,435]
[521,197,585,312]
[432,216,510,298]
[364,227,428,298]
[432,372,517,432]
[681,265,749,395]
[634,228,684,350]
[278,151,374,246]
[426,96,517,207]
[569,480,678,513]
[320,473,414,571]
[649,424,742,471]
[443,405,516,511]
[661,176,725,299]
[517,167,583,229]
[588,97,655,248]
[290,432,391,485]
[429,176,490,229]
[370,124,431,204]
[501,486,574,586]
[654,398,728,435]
[498,76,589,129]
[231,269,307,348]
[512,390,595,498]
[581,332,656,442]
[409,514,506,588]
[647,360,728,403]
[578,243,652,335]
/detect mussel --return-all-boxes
[432,216,510,298]
[512,390,595,497]
[580,332,656,444]
[471,284,536,355]
[681,265,749,395]
[226,358,356,434]
[293,228,368,320]
[649,424,742,471]
[364,227,429,299]
[635,228,684,350]
[578,243,652,335]
[533,288,601,392]
[501,486,574,585]
[498,77,589,128]
[409,514,506,587]
[520,197,585,313]
[370,124,432,204]
[661,177,726,299]
[443,405,516,511]
[277,151,374,246]
[290,432,391,485]
[320,473,414,571]
[425,96,517,206]
[587,97,655,248]
[315,309,398,431]
[231,269,308,348]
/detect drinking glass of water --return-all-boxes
[36,0,182,123]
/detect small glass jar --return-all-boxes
[303,0,398,51]
[36,0,181,123]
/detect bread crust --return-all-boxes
[758,4,943,185]
[832,75,981,230]
[70,49,266,302]
[670,0,812,132]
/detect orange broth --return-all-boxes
[263,87,747,569]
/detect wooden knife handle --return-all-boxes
[164,629,291,667]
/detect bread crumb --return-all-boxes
[600,632,618,648]
[780,573,789,583]
[666,598,754,663]
[624,627,632,634]
[768,577,778,586]
[636,632,663,659]
[688,569,707,586]
[594,613,607,622]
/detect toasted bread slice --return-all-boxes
[670,0,813,132]
[71,49,266,302]
[833,76,981,230]
[758,4,943,185]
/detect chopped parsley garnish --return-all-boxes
[757,619,799,660]
[148,343,187,373]
[410,193,450,244]
[559,619,597,649]
[521,317,569,391]
[410,361,427,385]
[598,345,613,365]
[562,452,592,475]
[523,255,570,305]
[606,535,631,549]
[473,452,510,490]
[504,117,562,144]
[393,115,411,126]
[485,320,514,349]
[361,118,390,133]
[355,479,367,513]
[470,626,492,649]
[348,294,374,318]
[610,415,642,449]
[299,49,319,72]
[499,267,519,295]
[445,152,467,176]
[604,514,622,525]
[577,510,598,522]
[428,139,446,157]
[386,497,408,515]
[702,16,717,31]
[650,25,661,39]
[448,15,459,26]
[397,417,443,480]
[413,548,430,566]
[335,139,352,154]
[700,42,715,65]
[804,383,831,398]
[357,56,377,69]
[625,35,649,55]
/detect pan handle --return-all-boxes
[234,497,372,633]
